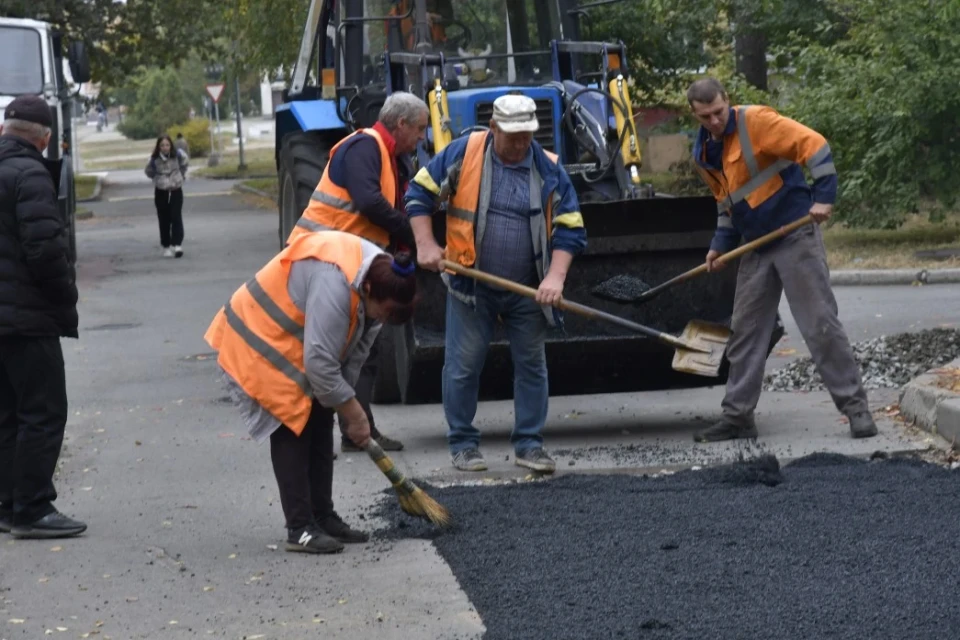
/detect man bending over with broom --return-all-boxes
[204,230,418,554]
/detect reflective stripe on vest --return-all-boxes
[715,107,794,215]
[288,129,395,248]
[204,231,364,436]
[444,131,486,267]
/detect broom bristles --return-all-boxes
[365,440,453,528]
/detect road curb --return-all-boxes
[831,268,960,286]
[77,174,104,203]
[234,183,275,200]
[899,357,960,449]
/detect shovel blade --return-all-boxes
[671,319,731,377]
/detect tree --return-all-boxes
[1,0,223,86]
[117,67,193,140]
[783,0,960,228]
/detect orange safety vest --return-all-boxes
[204,231,364,436]
[445,131,559,267]
[697,105,826,215]
[289,129,396,248]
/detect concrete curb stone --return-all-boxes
[898,356,960,449]
[831,268,960,286]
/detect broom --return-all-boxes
[363,439,452,528]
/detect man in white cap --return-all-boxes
[405,94,587,473]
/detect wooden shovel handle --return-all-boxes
[638,214,815,301]
[439,260,706,352]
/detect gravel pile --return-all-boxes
[764,327,960,391]
[375,454,960,640]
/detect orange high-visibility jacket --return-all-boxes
[445,131,563,268]
[204,231,365,436]
[692,105,837,253]
[288,129,396,248]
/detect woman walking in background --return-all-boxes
[145,135,188,258]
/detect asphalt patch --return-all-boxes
[374,454,960,639]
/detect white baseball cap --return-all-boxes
[492,94,539,133]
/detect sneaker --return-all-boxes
[451,448,488,472]
[319,512,369,544]
[341,432,404,453]
[173,245,183,258]
[848,411,878,438]
[0,509,11,534]
[285,526,344,554]
[515,448,556,473]
[162,247,174,258]
[11,510,87,539]
[693,419,759,443]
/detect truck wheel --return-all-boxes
[277,130,340,250]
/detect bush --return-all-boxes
[167,119,211,158]
[117,67,192,140]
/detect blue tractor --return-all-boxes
[274,0,781,404]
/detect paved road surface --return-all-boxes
[0,177,954,639]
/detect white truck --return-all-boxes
[0,17,91,265]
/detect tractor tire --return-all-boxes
[277,130,339,250]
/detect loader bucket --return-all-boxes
[372,194,785,404]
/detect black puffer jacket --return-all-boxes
[0,135,79,338]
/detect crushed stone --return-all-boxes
[764,327,960,391]
[374,453,960,640]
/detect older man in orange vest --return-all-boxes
[289,92,429,454]
[687,76,877,443]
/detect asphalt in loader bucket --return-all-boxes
[372,195,785,405]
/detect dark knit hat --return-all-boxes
[4,95,53,128]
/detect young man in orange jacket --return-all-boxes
[687,77,877,443]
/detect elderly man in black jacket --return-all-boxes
[0,95,86,539]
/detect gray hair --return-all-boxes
[378,92,428,130]
[2,118,51,145]
[686,77,727,106]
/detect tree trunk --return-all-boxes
[735,29,769,90]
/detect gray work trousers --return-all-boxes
[722,223,869,426]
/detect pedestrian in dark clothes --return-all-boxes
[145,134,189,258]
[0,95,86,539]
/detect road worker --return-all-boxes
[289,91,429,454]
[204,230,418,554]
[687,76,877,443]
[405,94,587,474]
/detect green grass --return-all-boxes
[240,177,279,199]
[193,148,275,179]
[823,214,960,270]
[78,137,155,161]
[82,157,149,171]
[74,175,98,200]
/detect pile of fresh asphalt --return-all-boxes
[375,453,960,640]
[764,327,960,391]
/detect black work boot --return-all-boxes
[11,510,87,539]
[848,411,878,438]
[693,419,759,443]
[285,525,344,554]
[319,512,369,544]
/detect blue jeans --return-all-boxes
[443,285,549,456]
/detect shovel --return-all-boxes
[593,214,815,304]
[439,260,731,378]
